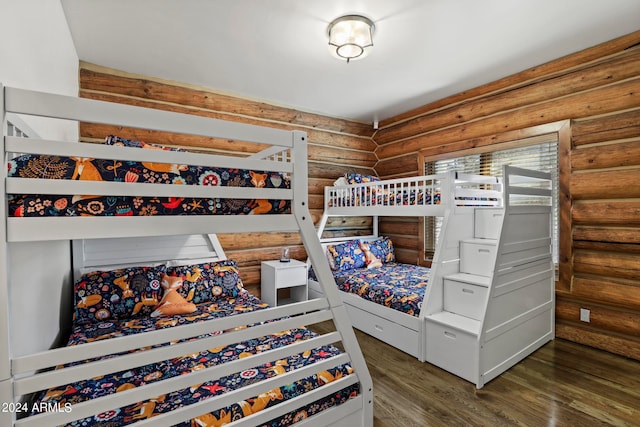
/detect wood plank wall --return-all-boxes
[373,31,640,359]
[77,28,639,359]
[77,62,376,296]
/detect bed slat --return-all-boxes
[12,298,330,374]
[7,215,299,242]
[5,136,293,173]
[17,354,353,427]
[5,87,294,147]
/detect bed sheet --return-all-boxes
[31,291,358,426]
[7,142,291,217]
[333,263,430,316]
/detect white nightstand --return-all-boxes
[261,259,308,307]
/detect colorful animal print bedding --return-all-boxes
[328,186,441,207]
[7,136,290,217]
[30,291,358,426]
[332,262,430,316]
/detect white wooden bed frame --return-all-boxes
[311,172,504,361]
[311,168,555,388]
[1,84,373,426]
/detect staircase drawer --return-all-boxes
[460,241,496,277]
[444,279,488,320]
[426,320,477,383]
[475,208,503,239]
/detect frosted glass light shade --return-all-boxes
[328,15,375,62]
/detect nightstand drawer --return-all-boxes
[261,259,308,307]
[274,264,307,288]
[444,279,488,320]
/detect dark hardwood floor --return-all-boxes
[312,321,640,426]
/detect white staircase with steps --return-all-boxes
[423,166,554,389]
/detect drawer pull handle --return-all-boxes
[478,249,491,253]
[462,288,474,294]
[374,324,383,332]
[444,331,456,339]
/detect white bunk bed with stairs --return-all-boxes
[314,166,554,388]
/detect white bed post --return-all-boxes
[317,210,329,239]
[372,215,379,237]
[290,130,374,426]
[1,83,15,425]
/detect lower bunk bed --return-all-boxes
[308,236,429,360]
[17,236,360,427]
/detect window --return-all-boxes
[423,136,559,264]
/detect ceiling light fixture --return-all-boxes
[327,14,375,63]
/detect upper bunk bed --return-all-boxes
[317,171,503,231]
[1,84,373,426]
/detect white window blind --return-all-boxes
[424,137,559,263]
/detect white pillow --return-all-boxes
[333,176,348,186]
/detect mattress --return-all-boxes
[331,263,430,316]
[30,291,358,426]
[7,135,291,217]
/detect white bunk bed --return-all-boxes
[1,84,373,426]
[311,168,555,388]
[311,172,503,360]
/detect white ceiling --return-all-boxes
[61,0,640,125]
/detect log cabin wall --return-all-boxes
[373,31,640,359]
[77,62,376,297]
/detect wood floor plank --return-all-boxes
[311,321,640,426]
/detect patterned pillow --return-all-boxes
[166,259,245,303]
[326,240,366,272]
[345,173,381,185]
[359,240,383,269]
[361,237,395,264]
[104,135,186,152]
[150,274,197,317]
[74,265,165,325]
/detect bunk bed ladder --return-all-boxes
[0,84,13,427]
[293,134,374,425]
[424,165,554,388]
[423,170,496,375]
[477,166,554,388]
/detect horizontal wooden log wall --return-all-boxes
[373,31,640,359]
[78,62,376,297]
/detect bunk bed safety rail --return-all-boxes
[2,85,306,241]
[503,165,552,207]
[4,87,292,147]
[452,172,503,208]
[12,298,329,391]
[13,303,363,427]
[5,137,293,197]
[325,174,446,209]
